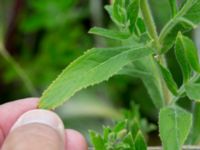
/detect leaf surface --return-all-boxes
[169,0,178,17]
[180,34,200,72]
[118,56,164,109]
[39,45,153,109]
[175,33,192,83]
[189,103,200,144]
[134,131,147,150]
[127,0,139,32]
[159,106,192,150]
[89,27,130,40]
[90,131,106,150]
[159,0,200,53]
[185,83,200,100]
[158,63,178,95]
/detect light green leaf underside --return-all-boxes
[185,83,200,100]
[39,45,153,109]
[118,56,164,109]
[159,106,192,150]
[89,27,130,40]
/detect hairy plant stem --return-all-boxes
[0,42,38,96]
[140,0,171,105]
[140,0,160,51]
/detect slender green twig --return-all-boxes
[140,0,160,52]
[0,42,38,96]
[140,0,171,105]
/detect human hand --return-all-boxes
[0,98,88,150]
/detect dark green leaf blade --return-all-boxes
[158,63,178,95]
[134,131,147,150]
[159,106,192,150]
[180,34,200,73]
[185,83,200,100]
[175,32,192,83]
[169,0,178,17]
[89,27,130,40]
[39,45,153,109]
[127,0,139,33]
[90,131,106,150]
[113,0,126,24]
[183,0,200,25]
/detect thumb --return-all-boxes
[1,110,65,150]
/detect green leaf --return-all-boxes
[127,0,139,33]
[118,57,165,109]
[159,0,200,53]
[159,106,192,150]
[134,131,147,150]
[169,0,178,17]
[183,0,200,25]
[160,22,192,53]
[90,131,106,150]
[113,0,126,24]
[123,133,135,149]
[89,27,130,40]
[175,32,192,83]
[179,34,200,72]
[189,103,200,144]
[136,18,146,35]
[158,63,178,95]
[39,45,153,109]
[185,83,200,100]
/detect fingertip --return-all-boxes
[0,98,39,140]
[65,129,88,150]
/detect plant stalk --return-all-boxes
[140,0,171,105]
[0,42,38,96]
[140,0,160,51]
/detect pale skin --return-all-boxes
[0,98,88,150]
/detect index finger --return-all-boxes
[0,98,39,146]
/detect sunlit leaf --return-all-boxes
[39,45,153,109]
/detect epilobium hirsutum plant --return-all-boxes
[39,0,200,149]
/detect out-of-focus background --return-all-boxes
[0,0,196,145]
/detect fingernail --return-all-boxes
[11,109,65,140]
